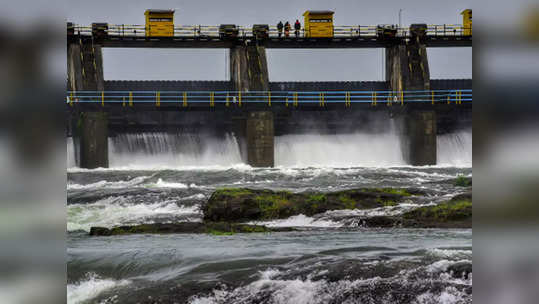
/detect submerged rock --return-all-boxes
[203,187,420,222]
[89,222,294,236]
[447,262,472,279]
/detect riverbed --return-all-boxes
[67,164,471,303]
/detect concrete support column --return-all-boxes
[67,41,104,91]
[246,111,274,167]
[386,42,430,91]
[386,40,436,165]
[401,110,437,166]
[79,112,108,169]
[229,44,269,91]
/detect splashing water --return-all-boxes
[437,130,472,167]
[66,128,471,168]
[106,133,243,169]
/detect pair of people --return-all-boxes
[277,20,301,38]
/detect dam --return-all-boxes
[66,17,472,169]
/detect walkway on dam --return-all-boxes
[68,24,471,48]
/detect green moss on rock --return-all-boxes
[365,188,413,196]
[204,187,420,222]
[455,175,472,187]
[89,222,282,236]
[402,199,472,228]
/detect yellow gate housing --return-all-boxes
[303,10,334,38]
[145,9,175,37]
[461,9,472,36]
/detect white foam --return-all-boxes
[248,214,343,228]
[323,202,437,219]
[67,176,149,190]
[190,273,381,304]
[427,248,472,260]
[153,178,189,188]
[67,196,201,232]
[67,273,129,304]
[414,286,471,304]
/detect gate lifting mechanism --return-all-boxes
[66,90,471,106]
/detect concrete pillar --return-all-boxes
[386,40,436,165]
[229,44,269,91]
[246,111,274,167]
[79,112,108,169]
[67,40,104,92]
[385,42,430,91]
[401,110,437,166]
[230,43,273,167]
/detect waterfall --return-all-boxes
[107,133,243,168]
[66,129,472,169]
[67,137,76,168]
[437,130,472,166]
[275,132,405,167]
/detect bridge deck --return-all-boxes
[96,36,471,48]
[69,24,471,48]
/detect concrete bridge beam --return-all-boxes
[78,112,109,169]
[246,111,274,167]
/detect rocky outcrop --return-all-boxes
[447,262,472,279]
[360,194,472,228]
[89,222,294,236]
[401,194,472,228]
[88,188,471,236]
[203,188,422,222]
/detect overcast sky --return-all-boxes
[67,0,472,81]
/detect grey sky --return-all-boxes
[68,0,472,81]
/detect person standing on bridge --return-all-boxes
[284,21,291,37]
[277,21,284,37]
[294,19,301,37]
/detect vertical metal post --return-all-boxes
[129,91,133,106]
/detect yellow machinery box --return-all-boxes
[461,9,472,36]
[145,9,175,37]
[303,10,334,38]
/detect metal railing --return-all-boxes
[66,90,472,107]
[70,24,472,39]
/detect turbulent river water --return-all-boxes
[67,131,472,304]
